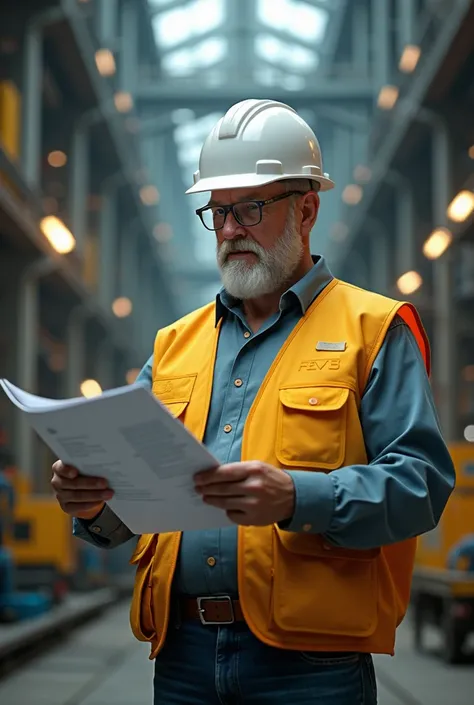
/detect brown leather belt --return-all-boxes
[178,596,244,624]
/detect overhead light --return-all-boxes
[140,185,160,206]
[353,165,372,184]
[399,45,421,73]
[47,150,67,168]
[95,48,116,77]
[112,297,132,318]
[80,379,102,398]
[447,190,474,223]
[40,216,76,254]
[397,271,422,295]
[342,184,363,206]
[114,91,133,113]
[464,425,474,442]
[377,85,399,110]
[330,222,349,242]
[153,223,173,243]
[422,227,452,260]
[126,369,140,385]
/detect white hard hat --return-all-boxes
[186,99,335,195]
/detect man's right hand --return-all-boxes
[51,460,114,520]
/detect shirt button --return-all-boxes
[234,379,243,387]
[207,556,216,567]
[224,424,233,433]
[243,331,251,338]
[91,526,102,534]
[302,523,312,532]
[308,398,319,406]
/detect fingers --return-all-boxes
[51,459,113,518]
[195,461,260,487]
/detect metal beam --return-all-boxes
[255,23,322,51]
[329,0,472,270]
[136,80,374,107]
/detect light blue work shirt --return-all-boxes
[73,256,456,596]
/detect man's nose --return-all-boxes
[221,211,246,240]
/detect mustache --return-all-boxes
[219,239,262,260]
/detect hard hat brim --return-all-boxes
[185,173,335,195]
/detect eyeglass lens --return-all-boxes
[201,201,262,230]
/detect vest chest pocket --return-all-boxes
[152,374,197,420]
[276,385,350,470]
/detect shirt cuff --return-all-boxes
[74,504,132,545]
[279,470,335,534]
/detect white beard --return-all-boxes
[216,205,303,299]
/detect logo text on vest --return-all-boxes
[299,359,341,371]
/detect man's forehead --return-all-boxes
[209,182,283,205]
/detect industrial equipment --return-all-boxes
[0,469,52,622]
[410,443,474,663]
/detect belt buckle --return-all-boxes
[196,595,235,625]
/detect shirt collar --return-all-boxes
[215,255,334,326]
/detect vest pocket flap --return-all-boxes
[273,525,380,561]
[279,386,350,412]
[152,374,196,404]
[129,533,157,564]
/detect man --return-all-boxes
[52,99,455,704]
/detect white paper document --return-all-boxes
[0,378,233,534]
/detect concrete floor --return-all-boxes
[0,601,472,704]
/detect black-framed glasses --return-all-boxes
[196,191,307,232]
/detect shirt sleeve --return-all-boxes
[73,355,154,549]
[282,319,456,548]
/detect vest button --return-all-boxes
[234,379,243,387]
[91,525,102,534]
[302,523,312,532]
[207,556,216,567]
[224,424,233,433]
[243,331,251,338]
[308,398,319,406]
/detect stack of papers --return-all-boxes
[0,379,232,534]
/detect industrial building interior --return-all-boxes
[0,0,473,703]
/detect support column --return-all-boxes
[385,171,416,278]
[120,0,139,93]
[70,124,89,255]
[353,0,370,78]
[367,218,391,295]
[66,307,88,398]
[98,184,117,312]
[228,0,255,81]
[417,110,456,440]
[16,259,58,483]
[98,0,117,45]
[398,0,416,58]
[371,0,391,91]
[22,23,42,190]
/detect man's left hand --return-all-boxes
[194,461,295,526]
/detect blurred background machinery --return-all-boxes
[0,0,473,675]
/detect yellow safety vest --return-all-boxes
[129,278,430,659]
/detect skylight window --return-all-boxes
[162,37,227,76]
[257,0,329,43]
[255,34,318,72]
[152,0,224,50]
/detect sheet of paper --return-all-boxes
[0,379,232,534]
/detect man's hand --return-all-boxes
[51,460,113,520]
[194,461,295,526]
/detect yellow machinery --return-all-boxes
[410,443,474,663]
[4,470,78,602]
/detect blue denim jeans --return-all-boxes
[154,618,378,704]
